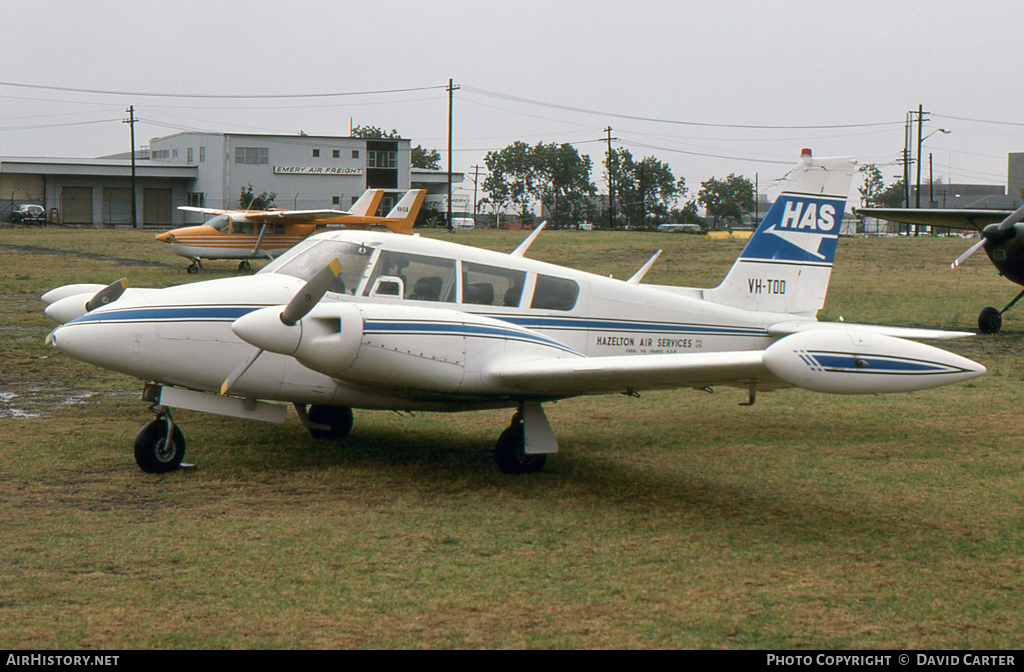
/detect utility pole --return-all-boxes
[604,126,616,229]
[446,79,459,232]
[471,164,481,224]
[915,104,929,209]
[123,105,138,229]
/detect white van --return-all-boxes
[451,217,476,229]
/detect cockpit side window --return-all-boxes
[364,250,456,302]
[462,262,527,307]
[530,274,579,311]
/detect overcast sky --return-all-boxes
[2,0,1022,204]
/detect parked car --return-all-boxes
[10,204,46,224]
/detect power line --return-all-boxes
[462,86,904,130]
[0,80,447,100]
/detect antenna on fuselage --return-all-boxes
[627,250,662,284]
[510,221,547,258]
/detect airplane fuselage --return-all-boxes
[51,230,790,411]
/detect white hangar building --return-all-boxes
[2,131,461,227]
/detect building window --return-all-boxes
[352,150,360,159]
[187,192,206,207]
[332,196,341,205]
[332,149,340,158]
[152,149,170,160]
[313,148,320,158]
[235,147,269,165]
[172,149,178,158]
[199,147,206,162]
[368,150,397,169]
[187,147,194,164]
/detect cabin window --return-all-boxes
[233,221,255,234]
[531,275,579,311]
[462,262,527,307]
[365,250,456,303]
[261,240,375,295]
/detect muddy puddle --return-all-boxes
[0,385,132,419]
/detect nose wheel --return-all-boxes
[978,287,1024,334]
[134,409,186,473]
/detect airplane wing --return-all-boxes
[178,206,230,216]
[486,329,983,398]
[855,207,1012,232]
[766,321,975,340]
[176,206,354,223]
[242,209,354,222]
[488,350,776,397]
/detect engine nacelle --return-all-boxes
[763,329,986,394]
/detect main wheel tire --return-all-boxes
[186,264,198,274]
[134,418,186,474]
[307,405,354,441]
[978,306,1002,334]
[494,421,547,475]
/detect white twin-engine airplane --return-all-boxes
[42,150,985,475]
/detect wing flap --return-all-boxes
[768,321,974,340]
[489,350,775,397]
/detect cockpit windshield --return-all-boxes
[259,239,375,295]
[206,214,232,232]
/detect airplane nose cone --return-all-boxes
[44,294,90,324]
[155,231,174,243]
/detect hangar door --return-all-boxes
[0,173,45,201]
[61,187,93,225]
[143,188,172,225]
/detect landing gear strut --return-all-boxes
[978,287,1024,334]
[134,408,186,473]
[494,410,548,475]
[238,260,251,272]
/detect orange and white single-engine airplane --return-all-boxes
[157,189,426,273]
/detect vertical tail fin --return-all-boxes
[705,150,856,317]
[348,189,384,217]
[381,189,426,234]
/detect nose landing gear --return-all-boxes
[134,408,186,473]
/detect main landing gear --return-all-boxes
[495,411,547,475]
[238,260,251,272]
[978,287,1024,334]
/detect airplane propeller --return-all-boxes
[951,203,1024,269]
[84,278,128,312]
[220,258,342,395]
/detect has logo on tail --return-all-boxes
[705,150,856,317]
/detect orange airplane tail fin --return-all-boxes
[348,189,384,218]
[381,190,426,234]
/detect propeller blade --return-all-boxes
[997,203,1024,233]
[280,258,342,326]
[951,238,987,269]
[220,348,263,395]
[84,278,127,312]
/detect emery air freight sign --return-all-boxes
[274,166,364,176]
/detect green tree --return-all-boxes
[350,125,400,139]
[876,178,906,208]
[239,184,276,210]
[608,148,685,228]
[411,146,441,170]
[858,163,886,207]
[697,174,755,230]
[483,141,538,224]
[529,142,596,229]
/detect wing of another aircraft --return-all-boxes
[177,206,354,222]
[855,207,1013,231]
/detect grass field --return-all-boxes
[1,227,1022,649]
